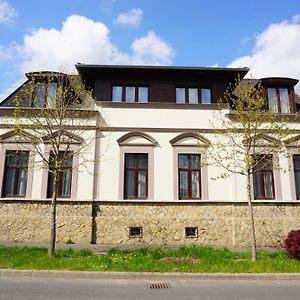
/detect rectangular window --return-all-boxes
[253,155,275,199]
[188,88,198,104]
[267,88,292,113]
[125,87,135,102]
[112,86,122,102]
[33,82,58,108]
[129,227,142,238]
[47,152,73,198]
[2,151,29,197]
[185,227,198,238]
[201,89,211,104]
[124,154,148,199]
[178,154,201,199]
[176,88,186,103]
[112,86,148,103]
[293,155,300,200]
[138,87,148,103]
[176,88,211,104]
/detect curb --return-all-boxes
[1,269,300,280]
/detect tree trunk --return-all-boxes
[247,172,257,262]
[48,172,58,257]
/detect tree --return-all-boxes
[208,77,292,261]
[12,71,98,256]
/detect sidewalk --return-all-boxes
[1,269,300,280]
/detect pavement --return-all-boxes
[1,241,298,281]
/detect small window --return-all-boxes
[112,86,148,103]
[185,227,198,238]
[47,152,73,198]
[125,87,135,102]
[138,87,148,103]
[188,88,198,104]
[112,86,122,102]
[293,155,300,199]
[129,227,142,238]
[176,87,211,104]
[176,88,186,103]
[2,151,29,197]
[201,89,211,104]
[253,155,274,199]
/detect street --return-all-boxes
[0,276,300,300]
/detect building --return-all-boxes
[0,65,299,248]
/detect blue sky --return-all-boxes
[1,0,300,94]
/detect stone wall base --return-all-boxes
[0,201,299,248]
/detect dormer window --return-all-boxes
[176,87,211,104]
[33,82,58,108]
[267,87,293,113]
[112,86,148,103]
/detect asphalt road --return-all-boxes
[0,276,300,300]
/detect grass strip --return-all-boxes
[0,245,299,273]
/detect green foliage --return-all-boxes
[0,245,299,273]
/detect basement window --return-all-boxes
[129,227,142,238]
[185,227,198,238]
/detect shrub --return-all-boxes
[284,230,300,259]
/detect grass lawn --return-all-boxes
[0,245,299,273]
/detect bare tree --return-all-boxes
[208,77,292,261]
[12,71,98,256]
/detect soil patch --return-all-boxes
[159,257,200,264]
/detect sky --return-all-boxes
[0,0,300,95]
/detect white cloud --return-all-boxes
[114,8,143,27]
[131,31,174,65]
[12,15,174,74]
[228,16,300,89]
[0,0,16,24]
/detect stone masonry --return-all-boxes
[0,200,299,247]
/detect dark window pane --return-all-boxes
[137,154,148,168]
[34,83,45,107]
[61,170,72,197]
[125,170,135,198]
[17,168,28,196]
[179,171,188,198]
[178,154,188,169]
[263,172,273,198]
[137,170,147,197]
[253,172,262,199]
[295,172,300,199]
[190,155,200,168]
[47,83,57,108]
[191,171,200,198]
[4,168,16,196]
[293,155,300,169]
